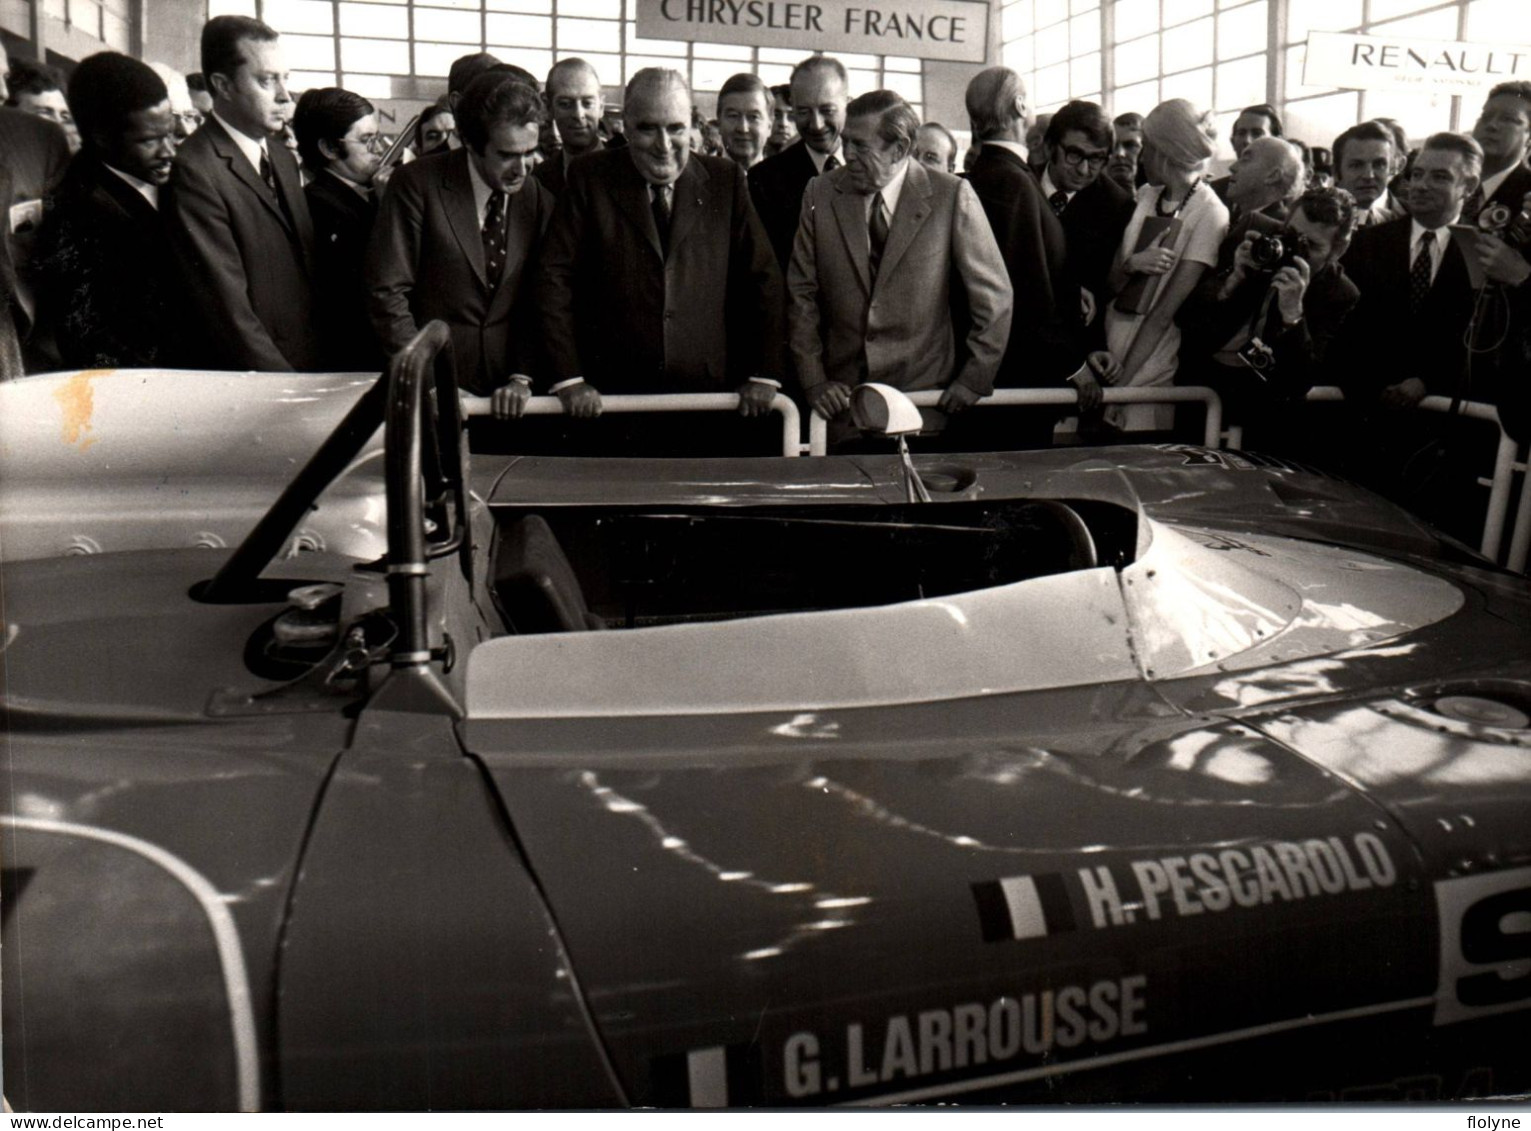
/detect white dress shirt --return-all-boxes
[1039,168,1072,208]
[865,158,909,224]
[104,163,159,209]
[211,110,269,177]
[807,141,844,173]
[1409,218,1450,285]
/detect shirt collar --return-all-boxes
[1410,216,1451,242]
[869,158,910,218]
[982,139,1029,164]
[807,140,844,173]
[466,150,498,223]
[1039,168,1070,201]
[211,109,268,174]
[1479,164,1514,206]
[325,168,372,199]
[103,162,160,209]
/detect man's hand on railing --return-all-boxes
[556,380,604,418]
[807,381,853,420]
[737,379,778,417]
[1379,377,1428,409]
[490,376,532,419]
[937,382,983,414]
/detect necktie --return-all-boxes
[1462,184,1486,226]
[258,150,275,193]
[823,154,840,172]
[867,190,890,284]
[482,190,507,286]
[1409,230,1435,312]
[1049,189,1068,217]
[650,183,672,256]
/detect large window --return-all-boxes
[213,0,924,112]
[999,0,1520,154]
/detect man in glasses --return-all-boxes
[1042,100,1133,328]
[294,86,386,370]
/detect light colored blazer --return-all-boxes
[786,159,1012,397]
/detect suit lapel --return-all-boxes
[666,159,708,256]
[616,157,665,261]
[442,150,488,287]
[831,176,872,295]
[269,143,313,257]
[874,160,933,287]
[208,118,293,235]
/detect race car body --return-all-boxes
[3,329,1529,1110]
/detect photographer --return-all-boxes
[1176,184,1359,454]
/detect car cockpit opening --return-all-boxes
[487,500,1140,636]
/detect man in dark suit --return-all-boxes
[538,67,785,442]
[748,55,849,270]
[1465,82,1531,231]
[1177,185,1361,456]
[295,87,384,371]
[963,80,1115,449]
[368,72,553,401]
[1038,100,1135,324]
[0,40,71,375]
[35,53,179,370]
[1332,132,1484,532]
[166,15,320,371]
[532,58,606,198]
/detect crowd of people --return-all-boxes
[2,18,1530,539]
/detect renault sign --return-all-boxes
[1303,31,1531,95]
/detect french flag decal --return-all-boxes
[973,873,1077,942]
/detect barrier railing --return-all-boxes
[805,386,1225,457]
[460,391,804,457]
[1305,387,1523,565]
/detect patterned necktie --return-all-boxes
[1049,189,1069,217]
[258,150,276,193]
[482,190,507,286]
[823,154,840,172]
[1462,184,1486,227]
[1409,230,1435,312]
[650,183,672,255]
[867,190,890,283]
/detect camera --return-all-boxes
[1477,194,1531,250]
[1236,336,1276,379]
[1249,232,1311,272]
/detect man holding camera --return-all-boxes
[1177,184,1360,455]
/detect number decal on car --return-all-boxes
[1434,867,1531,1026]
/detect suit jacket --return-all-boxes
[538,148,785,393]
[36,152,178,369]
[0,107,70,338]
[748,141,825,270]
[1332,215,1476,401]
[1179,211,1361,406]
[531,140,605,198]
[166,117,321,371]
[1056,170,1135,312]
[306,171,382,371]
[1483,162,1531,214]
[787,160,1013,397]
[367,149,554,395]
[964,145,1082,388]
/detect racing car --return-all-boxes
[2,323,1529,1110]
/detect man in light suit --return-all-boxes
[367,72,553,401]
[748,55,849,270]
[537,67,784,446]
[166,15,320,371]
[788,90,1012,445]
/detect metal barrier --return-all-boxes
[1305,387,1523,565]
[805,386,1225,457]
[460,391,804,457]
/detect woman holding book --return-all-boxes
[1103,98,1229,432]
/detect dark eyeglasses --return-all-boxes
[1061,144,1110,170]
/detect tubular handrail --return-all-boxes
[384,321,459,669]
[460,391,804,457]
[805,386,1225,457]
[1305,386,1520,563]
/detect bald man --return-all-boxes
[538,68,785,449]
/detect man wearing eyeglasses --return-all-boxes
[1041,100,1134,322]
[295,87,387,370]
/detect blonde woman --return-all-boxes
[1103,98,1229,431]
